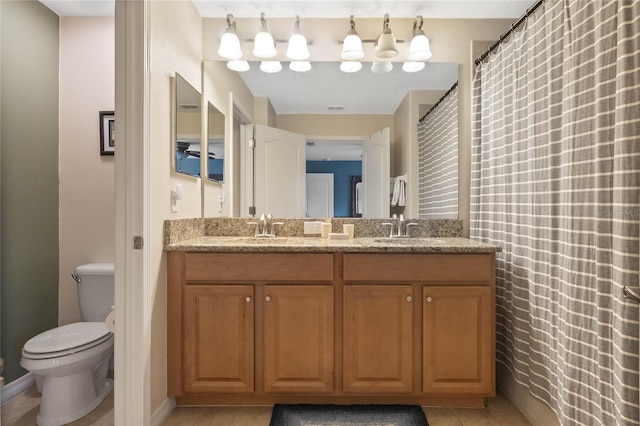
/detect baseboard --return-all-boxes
[151,396,176,426]
[497,364,560,426]
[0,373,35,406]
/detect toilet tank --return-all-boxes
[74,263,114,322]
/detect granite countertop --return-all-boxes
[164,236,502,254]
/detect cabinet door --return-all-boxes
[184,285,254,393]
[264,285,334,393]
[423,286,494,395]
[343,285,413,393]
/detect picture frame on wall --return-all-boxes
[99,111,115,156]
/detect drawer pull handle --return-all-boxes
[245,296,251,303]
[266,296,272,302]
[406,296,412,302]
[426,296,433,303]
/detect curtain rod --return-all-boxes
[419,81,458,123]
[474,0,545,66]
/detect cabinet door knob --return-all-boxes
[265,296,272,302]
[426,296,433,303]
[245,296,251,303]
[406,296,412,302]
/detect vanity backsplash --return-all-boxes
[164,217,463,246]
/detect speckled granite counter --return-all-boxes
[164,235,500,253]
[164,216,500,254]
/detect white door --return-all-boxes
[253,124,306,217]
[306,173,334,218]
[362,127,391,218]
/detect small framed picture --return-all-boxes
[99,111,115,156]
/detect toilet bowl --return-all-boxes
[20,263,115,426]
[21,322,114,426]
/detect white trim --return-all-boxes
[0,373,35,405]
[497,364,560,426]
[150,396,176,426]
[114,0,151,425]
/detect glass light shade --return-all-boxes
[371,61,393,73]
[408,33,432,61]
[289,61,312,72]
[227,60,250,72]
[286,33,309,60]
[402,61,425,73]
[375,30,398,58]
[253,30,277,58]
[340,61,362,73]
[342,34,364,60]
[260,61,282,73]
[218,31,242,60]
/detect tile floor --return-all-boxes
[1,386,531,426]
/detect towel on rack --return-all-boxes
[391,174,407,207]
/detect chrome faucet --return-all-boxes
[248,213,284,237]
[381,214,418,238]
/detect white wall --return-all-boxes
[149,0,203,414]
[59,17,115,325]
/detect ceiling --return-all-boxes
[40,1,536,19]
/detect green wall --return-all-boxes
[1,0,60,383]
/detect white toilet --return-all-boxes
[21,263,115,426]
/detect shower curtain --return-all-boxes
[417,84,459,219]
[470,1,640,424]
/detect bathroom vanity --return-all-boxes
[165,220,500,408]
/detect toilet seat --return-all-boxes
[22,322,111,360]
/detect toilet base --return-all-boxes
[36,368,113,426]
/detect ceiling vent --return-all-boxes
[326,105,345,111]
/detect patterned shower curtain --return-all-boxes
[470,1,640,425]
[417,83,459,219]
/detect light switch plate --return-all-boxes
[304,221,322,235]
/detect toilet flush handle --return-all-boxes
[71,273,81,284]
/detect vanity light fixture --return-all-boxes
[371,61,393,73]
[289,61,312,72]
[375,14,398,58]
[408,15,432,61]
[286,16,310,60]
[218,14,242,60]
[227,60,250,72]
[253,13,277,58]
[260,60,282,73]
[341,15,364,60]
[340,61,362,73]
[402,61,425,72]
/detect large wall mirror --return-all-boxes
[206,102,225,183]
[203,61,459,218]
[174,73,202,178]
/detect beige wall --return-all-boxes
[254,97,277,127]
[149,0,203,413]
[277,114,393,137]
[202,60,255,217]
[59,17,115,325]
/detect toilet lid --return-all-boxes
[23,322,111,355]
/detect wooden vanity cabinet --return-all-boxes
[264,285,334,393]
[168,252,335,399]
[183,285,254,394]
[168,250,495,405]
[423,286,493,394]
[343,285,414,393]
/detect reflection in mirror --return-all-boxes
[174,73,202,178]
[204,61,459,218]
[206,102,225,183]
